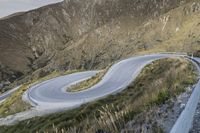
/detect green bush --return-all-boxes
[156,89,170,104]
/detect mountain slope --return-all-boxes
[0,0,199,87]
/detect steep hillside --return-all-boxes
[0,0,199,87]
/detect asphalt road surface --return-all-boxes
[26,54,181,108]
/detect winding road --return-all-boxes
[25,54,181,109]
[0,53,200,133]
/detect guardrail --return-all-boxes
[0,85,22,101]
[170,58,200,133]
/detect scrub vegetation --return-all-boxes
[0,57,197,133]
[67,70,106,92]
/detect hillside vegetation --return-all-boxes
[0,57,197,133]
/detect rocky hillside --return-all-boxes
[0,0,199,87]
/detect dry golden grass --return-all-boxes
[67,70,105,92]
[88,58,197,133]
